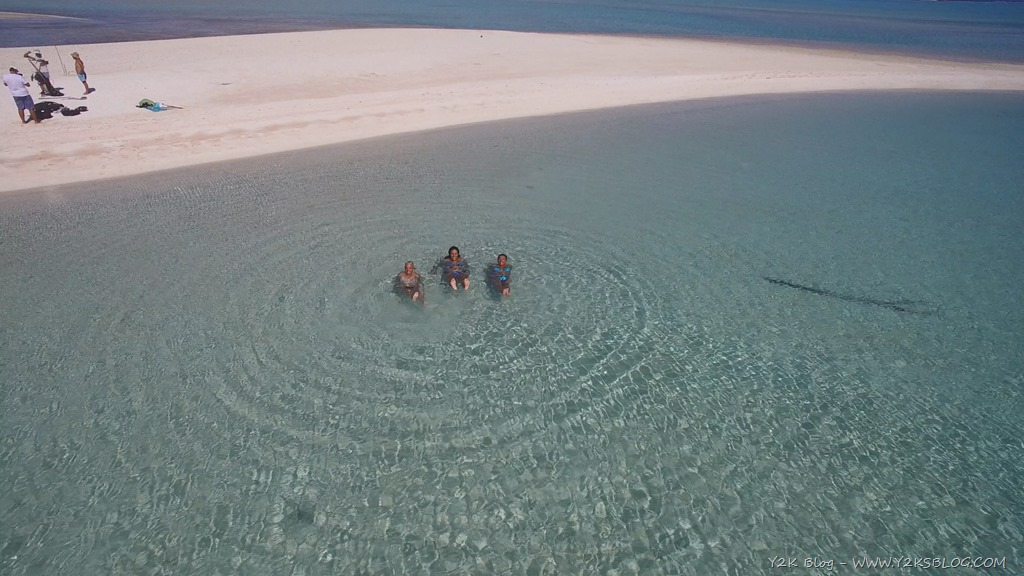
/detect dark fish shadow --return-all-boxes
[763,277,937,315]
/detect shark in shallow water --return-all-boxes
[763,277,935,314]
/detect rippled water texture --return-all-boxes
[2,93,1023,575]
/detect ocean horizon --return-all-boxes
[3,0,1024,62]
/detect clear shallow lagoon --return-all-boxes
[1,92,1022,574]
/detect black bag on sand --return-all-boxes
[35,101,63,113]
[60,106,88,116]
[32,101,62,120]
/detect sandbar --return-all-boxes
[2,28,1024,194]
[0,11,84,20]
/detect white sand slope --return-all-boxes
[2,28,1024,194]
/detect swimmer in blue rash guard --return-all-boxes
[488,253,512,296]
[433,246,470,291]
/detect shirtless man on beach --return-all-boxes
[71,52,92,94]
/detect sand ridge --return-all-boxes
[2,28,1024,194]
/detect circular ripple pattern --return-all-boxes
[26,167,704,575]
[189,185,676,453]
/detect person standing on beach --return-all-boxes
[71,52,92,94]
[3,67,39,124]
[24,52,49,81]
[23,51,57,96]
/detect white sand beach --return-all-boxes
[2,28,1024,194]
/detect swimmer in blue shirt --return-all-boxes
[433,246,470,291]
[487,253,512,296]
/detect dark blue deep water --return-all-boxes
[2,0,1024,62]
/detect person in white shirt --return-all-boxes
[24,51,58,96]
[23,51,49,81]
[3,68,39,124]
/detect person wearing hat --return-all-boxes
[2,67,39,124]
[23,50,59,97]
[71,52,91,94]
[24,51,49,81]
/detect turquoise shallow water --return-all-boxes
[1,92,1022,574]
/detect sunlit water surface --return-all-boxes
[1,92,1023,575]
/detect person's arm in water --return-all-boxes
[431,257,448,275]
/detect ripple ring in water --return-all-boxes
[195,216,669,453]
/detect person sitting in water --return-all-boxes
[487,253,512,296]
[394,261,425,303]
[433,246,470,291]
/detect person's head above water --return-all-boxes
[404,261,416,274]
[497,254,508,267]
[448,246,460,260]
